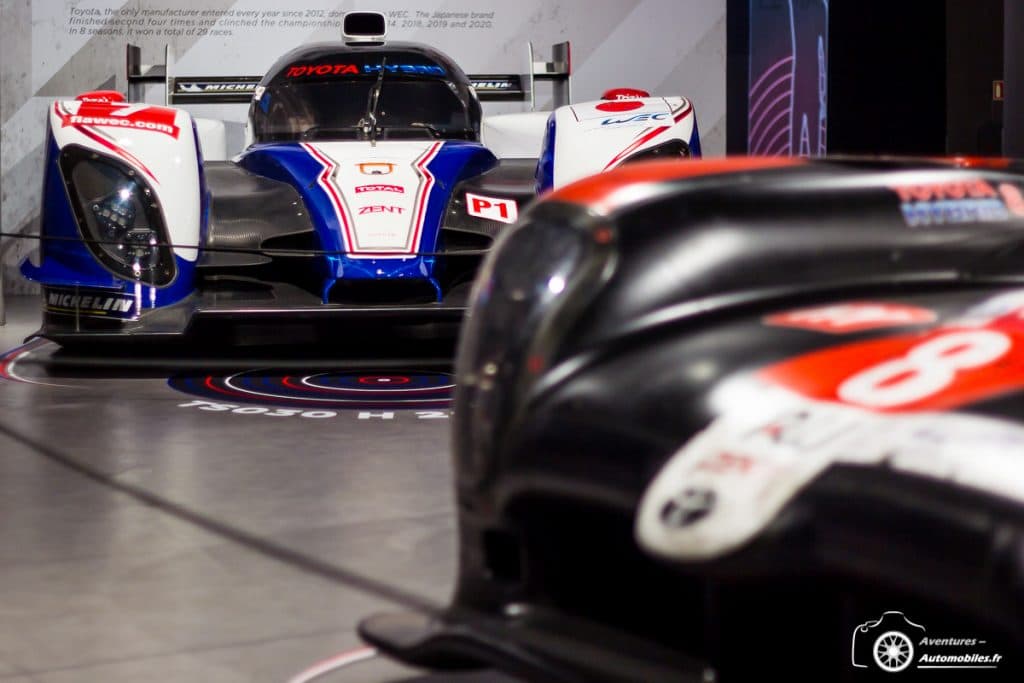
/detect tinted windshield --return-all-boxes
[252,78,475,143]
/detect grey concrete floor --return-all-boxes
[0,297,515,682]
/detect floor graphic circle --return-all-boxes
[168,369,454,410]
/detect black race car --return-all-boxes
[360,157,1024,680]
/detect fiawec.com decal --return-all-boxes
[57,101,181,139]
[890,177,1024,227]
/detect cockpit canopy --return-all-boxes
[249,42,482,144]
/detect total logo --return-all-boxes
[355,184,404,194]
[601,112,670,126]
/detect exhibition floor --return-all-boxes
[0,296,511,682]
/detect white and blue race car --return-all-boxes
[21,12,700,345]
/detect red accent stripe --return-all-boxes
[550,157,806,214]
[301,143,356,254]
[303,142,442,258]
[672,100,693,123]
[204,375,244,398]
[603,125,671,171]
[409,141,442,254]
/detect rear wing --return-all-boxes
[127,41,571,109]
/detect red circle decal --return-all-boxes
[596,100,644,113]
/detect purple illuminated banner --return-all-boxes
[748,0,828,156]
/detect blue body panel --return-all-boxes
[688,117,702,158]
[237,141,497,301]
[536,113,557,195]
[21,132,197,319]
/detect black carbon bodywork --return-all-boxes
[360,159,1024,681]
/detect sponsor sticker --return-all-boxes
[176,82,256,94]
[286,64,359,77]
[59,101,180,139]
[600,112,670,126]
[636,384,1024,561]
[465,192,517,224]
[764,302,937,333]
[355,184,404,194]
[356,162,396,175]
[889,178,1024,226]
[286,63,445,78]
[358,205,404,215]
[471,79,516,91]
[44,287,136,319]
[759,317,1024,412]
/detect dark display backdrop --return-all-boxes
[729,0,1005,158]
[827,0,947,155]
[946,0,1003,156]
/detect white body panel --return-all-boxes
[636,384,1024,562]
[299,141,442,258]
[50,100,202,261]
[481,111,550,159]
[194,118,227,161]
[552,96,696,189]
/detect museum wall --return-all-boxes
[0,0,727,296]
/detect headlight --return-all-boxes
[59,145,176,286]
[622,139,690,164]
[454,207,615,487]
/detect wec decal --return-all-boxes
[58,102,180,139]
[465,192,517,224]
[601,112,670,126]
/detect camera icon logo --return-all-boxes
[851,611,926,673]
